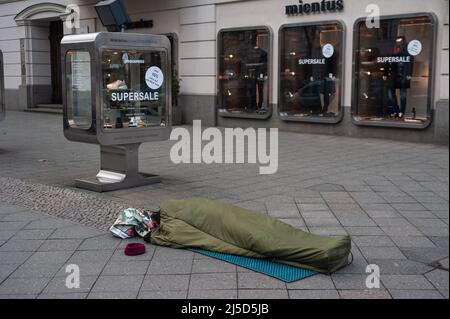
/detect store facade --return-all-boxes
[0,0,448,144]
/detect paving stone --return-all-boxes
[138,290,187,299]
[49,226,103,239]
[382,275,435,290]
[87,291,137,299]
[332,274,372,290]
[38,239,82,251]
[0,251,33,264]
[238,289,288,299]
[27,251,73,264]
[1,211,46,222]
[102,261,149,276]
[91,275,144,292]
[0,231,16,241]
[0,294,37,299]
[360,247,406,260]
[289,290,340,299]
[0,239,44,252]
[400,247,450,264]
[12,229,54,240]
[152,246,194,261]
[425,269,449,290]
[141,274,190,291]
[238,272,285,289]
[369,259,433,275]
[38,293,88,299]
[191,273,237,290]
[390,236,436,248]
[0,221,29,231]
[0,277,50,295]
[338,289,391,299]
[353,236,395,247]
[10,262,63,278]
[188,289,237,299]
[68,250,114,264]
[389,289,444,299]
[43,275,98,294]
[25,218,77,230]
[147,258,193,275]
[345,227,385,236]
[286,274,334,290]
[55,262,106,277]
[78,235,120,251]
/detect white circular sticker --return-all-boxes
[408,40,422,56]
[145,66,164,90]
[322,43,334,58]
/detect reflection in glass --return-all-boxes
[354,16,434,124]
[66,51,92,129]
[279,24,342,119]
[219,29,270,115]
[102,49,167,130]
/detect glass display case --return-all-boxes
[62,32,171,146]
[218,28,271,119]
[352,14,436,128]
[61,32,171,192]
[0,50,4,122]
[279,22,343,123]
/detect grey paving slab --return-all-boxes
[78,235,120,251]
[147,258,193,275]
[38,239,82,251]
[191,273,237,290]
[38,293,88,299]
[139,290,187,299]
[27,251,73,264]
[189,289,237,299]
[0,251,33,264]
[425,269,449,291]
[331,274,373,290]
[42,275,98,294]
[381,275,435,290]
[0,239,44,252]
[369,259,433,275]
[286,274,334,290]
[338,289,391,299]
[88,291,138,299]
[91,275,144,292]
[10,262,64,278]
[141,274,190,291]
[389,289,445,299]
[102,261,149,276]
[288,290,340,299]
[359,247,407,261]
[238,289,289,299]
[0,277,50,295]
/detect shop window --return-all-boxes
[101,49,167,129]
[279,22,343,123]
[218,28,271,118]
[353,15,436,127]
[66,50,92,129]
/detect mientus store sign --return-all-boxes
[285,0,344,15]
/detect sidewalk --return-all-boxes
[0,111,448,299]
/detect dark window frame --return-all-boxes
[278,20,346,124]
[351,12,438,130]
[217,26,273,120]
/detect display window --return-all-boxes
[101,49,168,130]
[353,14,436,127]
[279,22,343,123]
[218,28,271,118]
[66,50,92,129]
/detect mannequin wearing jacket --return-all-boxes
[383,36,413,119]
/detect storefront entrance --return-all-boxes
[49,21,63,105]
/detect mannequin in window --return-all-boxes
[383,36,413,119]
[244,32,267,113]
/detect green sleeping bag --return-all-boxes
[150,197,351,273]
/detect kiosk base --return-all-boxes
[75,143,161,193]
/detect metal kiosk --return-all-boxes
[61,32,171,192]
[0,50,4,122]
